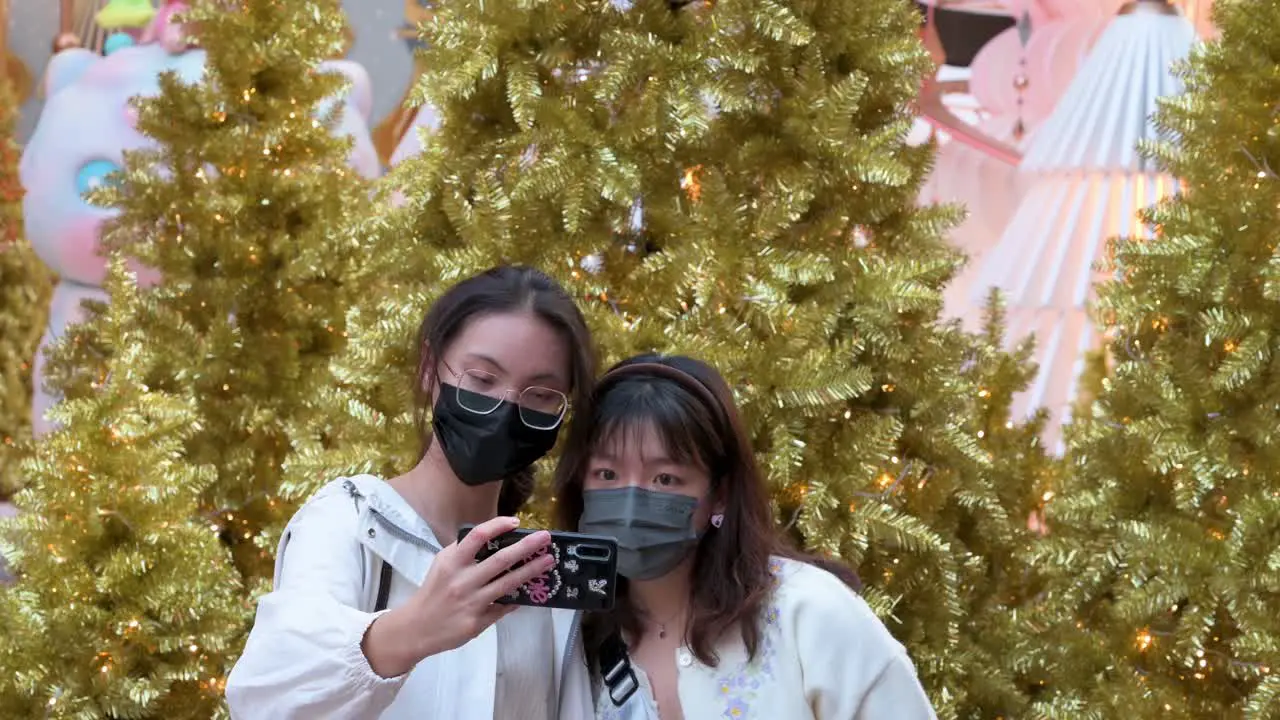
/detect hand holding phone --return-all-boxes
[364,515,556,677]
[458,525,619,611]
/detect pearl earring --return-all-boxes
[710,514,724,528]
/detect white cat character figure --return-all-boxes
[20,8,380,437]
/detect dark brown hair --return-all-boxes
[555,354,859,668]
[413,265,596,515]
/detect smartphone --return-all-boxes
[457,525,619,611]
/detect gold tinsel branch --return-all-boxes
[0,75,53,499]
[1026,0,1280,716]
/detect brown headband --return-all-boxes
[596,362,727,428]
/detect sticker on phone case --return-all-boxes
[587,578,608,596]
[521,543,563,605]
[563,559,580,574]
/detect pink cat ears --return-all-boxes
[140,1,193,54]
[101,1,193,56]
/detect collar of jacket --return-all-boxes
[340,475,441,586]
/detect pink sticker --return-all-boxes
[523,544,554,604]
[526,576,551,605]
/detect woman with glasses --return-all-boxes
[227,266,598,720]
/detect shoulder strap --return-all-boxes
[374,560,394,612]
[598,630,639,707]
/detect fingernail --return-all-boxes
[508,517,521,527]
[535,530,551,542]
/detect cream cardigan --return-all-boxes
[594,557,936,720]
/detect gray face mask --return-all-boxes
[579,486,702,580]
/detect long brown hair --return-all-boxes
[413,265,596,515]
[555,354,857,668]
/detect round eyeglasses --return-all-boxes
[453,368,569,430]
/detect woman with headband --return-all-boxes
[553,354,936,719]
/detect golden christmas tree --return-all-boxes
[1027,0,1280,715]
[957,290,1061,716]
[0,76,53,498]
[303,1,1052,714]
[83,0,372,586]
[0,0,374,713]
[0,259,244,718]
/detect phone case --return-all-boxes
[458,526,619,611]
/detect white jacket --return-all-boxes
[595,558,937,720]
[225,475,594,719]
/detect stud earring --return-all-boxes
[710,514,724,528]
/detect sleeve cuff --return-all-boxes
[341,609,413,690]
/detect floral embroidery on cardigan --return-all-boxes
[712,560,786,718]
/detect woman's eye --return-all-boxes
[591,468,617,482]
[655,473,679,487]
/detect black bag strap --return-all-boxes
[598,629,639,707]
[373,560,394,612]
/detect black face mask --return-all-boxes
[432,382,562,486]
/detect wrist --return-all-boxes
[364,606,430,678]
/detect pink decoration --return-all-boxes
[141,1,193,54]
[1005,0,1129,25]
[969,19,1106,131]
[922,115,1029,329]
[1024,20,1108,118]
[970,28,1027,118]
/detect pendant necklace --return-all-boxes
[648,611,682,639]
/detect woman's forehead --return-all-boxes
[591,417,701,466]
[447,311,570,386]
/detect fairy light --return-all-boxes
[1137,629,1154,652]
[680,165,703,201]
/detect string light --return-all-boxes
[1137,630,1155,652]
[680,165,703,201]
